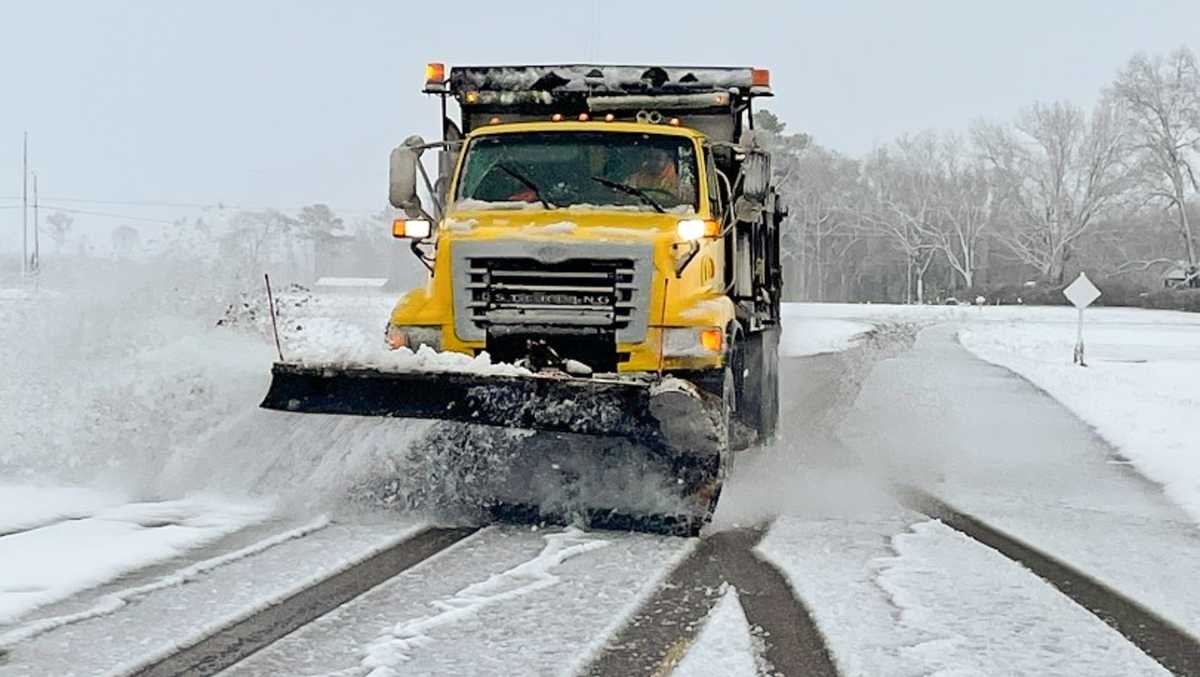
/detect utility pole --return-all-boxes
[21,132,28,276]
[32,172,40,273]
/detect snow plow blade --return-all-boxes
[259,362,729,535]
[260,362,726,455]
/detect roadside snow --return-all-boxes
[673,586,758,677]
[959,320,1200,526]
[0,496,272,625]
[0,485,127,534]
[780,313,873,357]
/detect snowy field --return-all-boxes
[960,321,1200,524]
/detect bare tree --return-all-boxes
[111,225,141,259]
[45,212,74,255]
[930,134,995,289]
[218,210,300,281]
[857,140,941,302]
[780,145,861,300]
[973,101,1133,283]
[1110,47,1200,267]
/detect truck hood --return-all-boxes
[440,208,692,245]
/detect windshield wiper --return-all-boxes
[591,176,666,214]
[497,163,556,209]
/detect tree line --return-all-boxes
[760,46,1200,303]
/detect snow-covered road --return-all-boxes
[3,289,1199,676]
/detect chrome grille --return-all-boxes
[451,241,653,344]
[467,258,637,329]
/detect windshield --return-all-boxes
[455,131,699,212]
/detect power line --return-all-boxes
[35,195,385,215]
[39,196,233,209]
[36,205,185,226]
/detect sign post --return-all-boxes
[1063,272,1101,367]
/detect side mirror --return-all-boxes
[389,135,426,218]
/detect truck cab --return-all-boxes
[386,64,783,438]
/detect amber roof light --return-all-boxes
[425,62,446,85]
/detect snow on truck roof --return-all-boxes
[438,64,772,98]
[465,120,706,139]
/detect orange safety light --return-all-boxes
[489,116,501,125]
[393,218,431,239]
[578,113,590,121]
[425,63,446,85]
[464,91,479,104]
[700,328,724,353]
[551,113,564,122]
[604,113,616,122]
[751,68,771,87]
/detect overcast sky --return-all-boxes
[3,0,1199,250]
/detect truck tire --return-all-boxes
[742,327,780,441]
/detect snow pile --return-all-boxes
[0,496,273,626]
[360,527,610,676]
[0,485,127,534]
[781,315,874,357]
[1,265,452,517]
[288,340,531,377]
[0,264,275,487]
[673,586,760,677]
[959,320,1200,525]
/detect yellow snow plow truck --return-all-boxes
[262,64,784,535]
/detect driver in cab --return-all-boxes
[624,148,678,195]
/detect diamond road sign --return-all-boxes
[1063,272,1101,308]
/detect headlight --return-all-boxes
[385,324,442,351]
[662,327,724,357]
[676,218,720,242]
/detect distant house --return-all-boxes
[1164,263,1199,289]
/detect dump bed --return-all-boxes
[428,64,772,142]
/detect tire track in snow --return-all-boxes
[899,487,1200,677]
[585,526,838,677]
[0,517,332,649]
[125,526,477,677]
[358,527,611,676]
